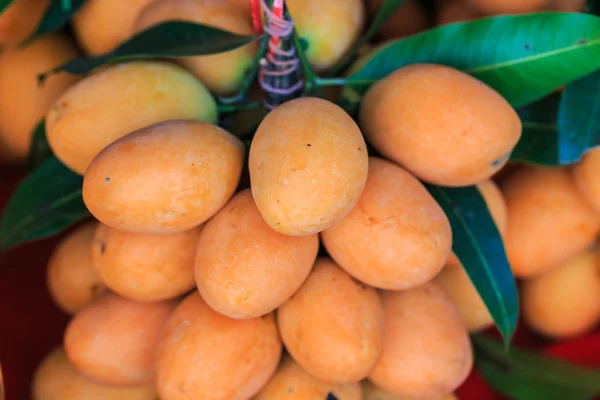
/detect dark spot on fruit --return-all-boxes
[307,143,312,147]
[90,283,103,296]
[358,147,362,152]
[105,177,110,182]
[288,387,294,393]
[191,163,195,167]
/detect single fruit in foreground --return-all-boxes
[321,157,452,290]
[250,97,368,235]
[83,120,244,234]
[278,257,385,383]
[368,283,473,398]
[154,292,281,400]
[359,63,521,186]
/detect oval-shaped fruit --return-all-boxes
[134,0,256,95]
[0,0,49,47]
[502,166,600,277]
[73,0,155,55]
[64,293,176,386]
[369,283,473,398]
[46,61,217,175]
[195,189,318,319]
[0,33,79,164]
[278,258,384,383]
[250,97,368,235]
[47,222,106,315]
[32,347,156,400]
[365,0,428,39]
[287,0,365,71]
[155,292,281,400]
[83,120,244,234]
[522,250,600,339]
[573,147,600,213]
[321,157,452,290]
[467,0,548,14]
[254,356,362,400]
[92,223,202,302]
[359,64,521,186]
[362,380,458,400]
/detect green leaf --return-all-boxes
[39,21,262,80]
[0,0,14,15]
[0,157,89,252]
[474,334,600,400]
[345,13,600,107]
[25,0,88,44]
[426,185,519,345]
[27,120,53,170]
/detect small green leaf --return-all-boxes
[0,157,89,252]
[27,120,52,170]
[426,185,519,345]
[0,0,14,15]
[345,13,600,107]
[474,334,600,400]
[39,21,262,80]
[25,0,88,44]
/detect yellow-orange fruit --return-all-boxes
[0,0,49,48]
[250,97,368,235]
[359,64,521,186]
[573,147,600,214]
[502,166,600,277]
[287,0,365,71]
[83,120,244,235]
[195,189,318,319]
[438,0,482,25]
[466,0,548,14]
[254,356,362,400]
[278,258,385,383]
[155,292,281,400]
[365,0,429,40]
[522,250,600,339]
[32,347,156,400]
[47,222,106,315]
[545,0,586,11]
[91,223,202,302]
[369,283,472,398]
[134,0,256,95]
[0,33,79,164]
[73,0,154,55]
[64,293,176,386]
[321,157,452,290]
[362,380,458,400]
[46,61,217,175]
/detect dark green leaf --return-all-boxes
[25,0,87,44]
[0,157,89,251]
[27,120,53,170]
[345,13,600,107]
[474,334,600,400]
[0,0,14,15]
[39,21,262,80]
[426,185,518,345]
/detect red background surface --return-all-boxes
[1,168,599,400]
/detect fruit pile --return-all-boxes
[1,0,599,399]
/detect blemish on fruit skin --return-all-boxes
[105,177,110,182]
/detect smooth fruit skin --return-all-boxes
[522,250,600,339]
[287,0,365,71]
[359,63,522,187]
[467,0,549,14]
[91,223,202,302]
[277,258,385,383]
[254,356,362,400]
[46,61,217,175]
[72,0,155,55]
[438,0,482,25]
[502,166,600,277]
[362,380,458,400]
[321,157,452,290]
[545,0,586,11]
[154,292,281,400]
[46,221,106,315]
[134,0,256,95]
[195,189,319,319]
[573,147,600,213]
[0,33,79,164]
[64,293,176,386]
[369,283,473,398]
[365,0,429,40]
[83,120,244,235]
[32,347,156,400]
[250,97,368,235]
[0,0,49,48]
